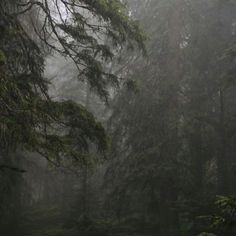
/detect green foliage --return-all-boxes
[0,0,145,167]
[209,196,236,229]
[197,233,217,236]
[215,196,236,215]
[198,196,236,236]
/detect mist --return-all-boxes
[1,1,236,236]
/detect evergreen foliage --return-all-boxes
[0,0,145,165]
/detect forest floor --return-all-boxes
[19,203,72,236]
[19,203,157,236]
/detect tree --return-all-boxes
[103,1,236,236]
[0,0,145,166]
[0,2,145,234]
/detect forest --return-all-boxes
[0,0,236,236]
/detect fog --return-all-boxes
[1,1,236,236]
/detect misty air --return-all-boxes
[0,1,236,236]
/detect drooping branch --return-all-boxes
[0,164,26,173]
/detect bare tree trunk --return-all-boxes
[217,89,229,194]
[82,83,90,221]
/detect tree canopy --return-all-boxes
[0,0,145,166]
